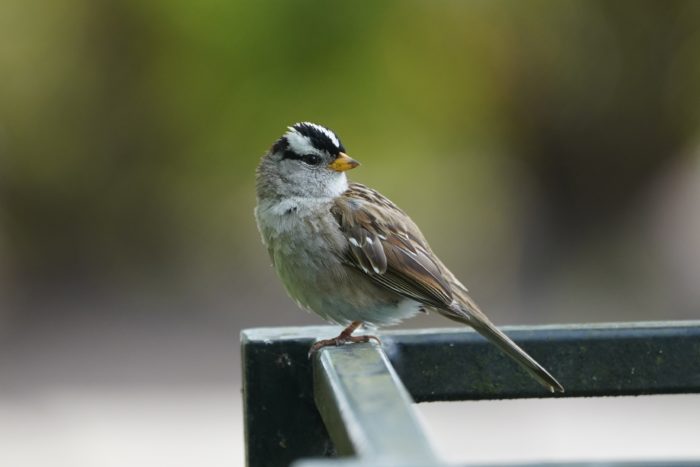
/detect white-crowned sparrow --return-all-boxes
[255,122,564,393]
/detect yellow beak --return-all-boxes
[328,152,360,172]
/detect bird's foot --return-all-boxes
[308,321,381,357]
[308,334,382,356]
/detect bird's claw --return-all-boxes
[308,334,382,358]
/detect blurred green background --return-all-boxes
[1,1,700,465]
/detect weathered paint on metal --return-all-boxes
[241,327,335,467]
[313,343,440,463]
[242,321,700,467]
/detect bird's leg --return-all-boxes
[308,321,382,357]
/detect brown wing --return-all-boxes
[331,183,454,308]
[332,185,564,393]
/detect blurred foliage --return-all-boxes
[0,0,699,317]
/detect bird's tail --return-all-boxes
[441,298,564,393]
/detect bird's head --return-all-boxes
[256,122,359,199]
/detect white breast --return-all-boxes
[255,195,346,315]
[256,196,333,242]
[255,194,425,327]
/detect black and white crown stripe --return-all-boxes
[280,122,345,156]
[293,122,341,148]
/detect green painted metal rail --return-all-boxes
[241,321,700,466]
[313,344,440,465]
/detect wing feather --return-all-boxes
[331,183,453,308]
[330,183,564,393]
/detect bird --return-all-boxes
[254,122,564,393]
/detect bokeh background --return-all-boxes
[1,1,700,465]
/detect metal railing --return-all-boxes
[241,321,700,466]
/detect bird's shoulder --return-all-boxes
[330,183,455,308]
[331,183,425,244]
[337,182,404,213]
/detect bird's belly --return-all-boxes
[273,243,413,324]
[257,203,423,326]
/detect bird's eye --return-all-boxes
[302,154,322,166]
[280,150,322,167]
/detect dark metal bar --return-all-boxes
[296,461,700,467]
[313,343,440,463]
[242,321,700,466]
[383,321,700,401]
[241,326,335,467]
